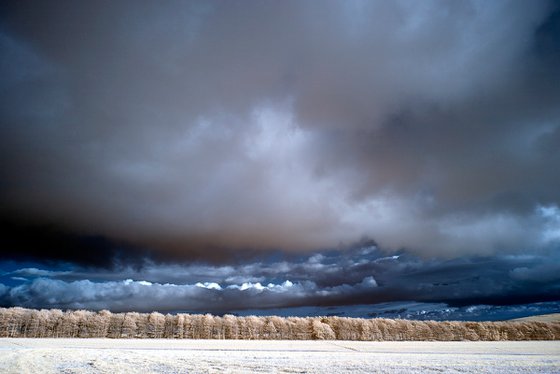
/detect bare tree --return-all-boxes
[107,312,125,338]
[146,312,165,338]
[311,318,335,340]
[163,314,175,338]
[86,309,110,338]
[121,312,139,338]
[174,314,185,338]
[223,314,239,339]
[262,318,279,340]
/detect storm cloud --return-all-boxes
[2,245,559,315]
[1,1,560,264]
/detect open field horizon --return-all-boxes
[514,313,560,323]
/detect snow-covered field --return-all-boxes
[0,339,558,373]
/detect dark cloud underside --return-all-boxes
[1,0,560,265]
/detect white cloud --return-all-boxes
[3,277,313,312]
[537,204,560,243]
[196,282,222,290]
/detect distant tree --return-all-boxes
[311,319,335,340]
[163,314,175,338]
[287,317,311,340]
[263,318,279,340]
[189,314,204,339]
[1,307,560,340]
[107,313,125,338]
[182,314,194,339]
[121,312,139,338]
[247,316,265,339]
[21,309,42,337]
[59,311,80,338]
[366,319,383,341]
[199,314,213,338]
[269,316,288,339]
[3,308,25,337]
[48,309,64,338]
[174,314,185,338]
[223,314,239,339]
[146,312,165,338]
[89,310,111,337]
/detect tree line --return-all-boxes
[1,307,558,340]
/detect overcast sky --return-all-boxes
[1,0,559,314]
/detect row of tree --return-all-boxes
[1,307,558,340]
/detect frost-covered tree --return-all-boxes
[311,319,335,340]
[223,314,239,339]
[146,312,165,338]
[1,307,560,340]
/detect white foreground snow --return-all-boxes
[0,339,558,373]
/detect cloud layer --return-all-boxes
[1,1,560,262]
[2,245,559,313]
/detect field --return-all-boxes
[514,313,560,323]
[0,339,559,373]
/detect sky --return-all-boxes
[1,0,560,318]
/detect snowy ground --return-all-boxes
[0,339,559,373]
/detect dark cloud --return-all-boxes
[1,246,559,313]
[0,218,145,268]
[1,0,560,263]
[233,301,560,321]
